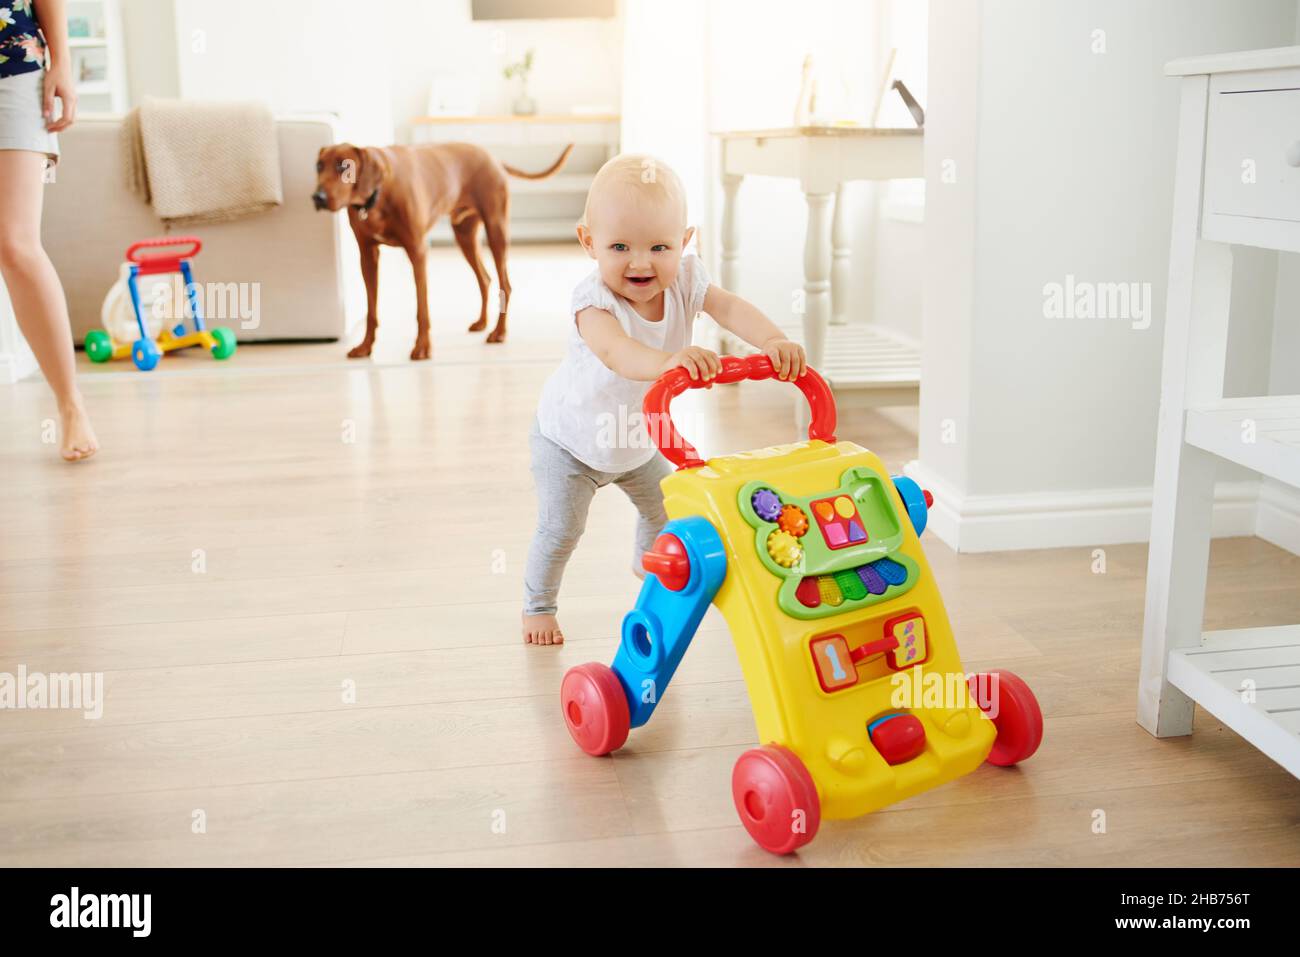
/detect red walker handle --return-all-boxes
[126,236,203,276]
[642,354,837,470]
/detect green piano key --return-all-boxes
[833,567,867,601]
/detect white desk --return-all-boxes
[1137,46,1300,777]
[714,126,923,389]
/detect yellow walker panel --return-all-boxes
[561,356,1043,854]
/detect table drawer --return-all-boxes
[1204,86,1300,224]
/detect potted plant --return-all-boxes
[504,49,536,116]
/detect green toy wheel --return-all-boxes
[210,327,237,360]
[85,329,114,363]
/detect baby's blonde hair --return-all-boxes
[580,153,687,230]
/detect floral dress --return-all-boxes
[0,0,46,79]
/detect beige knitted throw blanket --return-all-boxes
[124,97,283,227]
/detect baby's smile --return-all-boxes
[625,275,655,287]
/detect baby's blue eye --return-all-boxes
[611,243,628,252]
[652,244,669,252]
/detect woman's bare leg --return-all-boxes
[0,150,97,461]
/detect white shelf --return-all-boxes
[1168,626,1300,777]
[1140,50,1300,784]
[1186,395,1300,489]
[65,0,127,113]
[720,321,920,402]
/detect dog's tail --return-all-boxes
[502,144,574,180]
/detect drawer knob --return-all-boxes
[1287,140,1300,168]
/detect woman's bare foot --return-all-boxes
[58,396,99,462]
[522,612,565,646]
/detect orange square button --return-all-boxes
[810,635,858,692]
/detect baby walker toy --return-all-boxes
[560,355,1043,854]
[85,236,236,371]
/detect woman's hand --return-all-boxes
[43,61,77,133]
[763,336,807,381]
[661,346,722,382]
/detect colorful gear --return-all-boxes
[752,488,783,522]
[778,504,809,537]
[766,529,802,568]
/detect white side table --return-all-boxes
[1138,46,1300,776]
[714,126,923,376]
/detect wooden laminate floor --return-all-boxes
[2,245,1298,867]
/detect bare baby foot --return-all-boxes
[522,612,565,646]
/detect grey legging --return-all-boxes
[523,417,672,616]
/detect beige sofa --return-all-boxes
[44,114,349,343]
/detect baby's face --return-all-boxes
[579,188,694,306]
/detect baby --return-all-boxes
[522,154,807,645]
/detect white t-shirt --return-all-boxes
[537,254,711,473]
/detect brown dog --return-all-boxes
[312,142,573,358]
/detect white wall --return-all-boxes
[917,0,1298,551]
[865,0,928,346]
[619,0,705,236]
[117,0,394,142]
[700,0,888,331]
[119,0,179,104]
[169,0,392,144]
[917,0,981,496]
[388,0,621,141]
[120,0,619,146]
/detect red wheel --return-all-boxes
[561,663,630,756]
[731,745,820,854]
[969,670,1043,766]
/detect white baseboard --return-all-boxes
[902,459,1264,553]
[1256,479,1300,557]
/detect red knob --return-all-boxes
[922,489,933,508]
[850,635,899,664]
[642,533,691,591]
[869,714,926,765]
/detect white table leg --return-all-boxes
[1138,240,1233,737]
[831,183,850,327]
[1137,75,1232,739]
[713,173,743,356]
[802,190,833,372]
[796,190,833,434]
[720,173,742,293]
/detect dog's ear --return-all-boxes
[354,148,389,200]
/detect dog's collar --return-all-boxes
[352,188,381,219]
